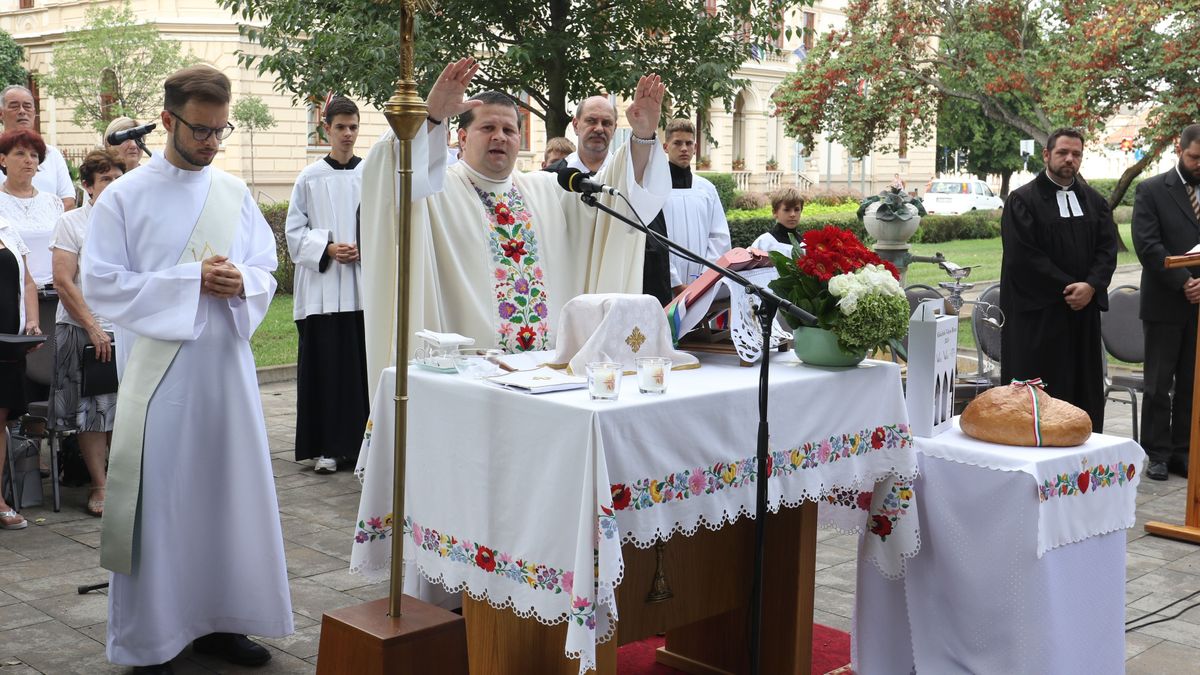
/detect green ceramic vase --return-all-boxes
[792,327,868,367]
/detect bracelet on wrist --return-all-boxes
[427,114,443,126]
[631,132,657,145]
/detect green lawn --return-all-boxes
[904,223,1138,287]
[252,294,298,367]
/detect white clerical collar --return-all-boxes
[566,151,608,174]
[149,151,210,183]
[458,159,513,193]
[1046,171,1084,218]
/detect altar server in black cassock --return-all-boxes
[999,128,1118,431]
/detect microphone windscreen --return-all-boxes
[554,167,583,193]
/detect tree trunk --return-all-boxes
[1106,136,1171,253]
[544,0,570,141]
[999,169,1012,198]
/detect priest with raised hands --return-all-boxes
[361,59,670,394]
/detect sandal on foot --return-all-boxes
[86,488,105,517]
[0,509,27,530]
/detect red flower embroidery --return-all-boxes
[515,326,538,350]
[501,240,527,263]
[611,484,631,510]
[870,427,887,449]
[765,454,774,477]
[494,203,515,225]
[856,491,873,511]
[1077,471,1091,494]
[869,514,893,538]
[475,546,497,572]
[1126,464,1136,481]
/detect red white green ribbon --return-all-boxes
[1010,378,1046,446]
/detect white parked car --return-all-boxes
[923,179,1004,215]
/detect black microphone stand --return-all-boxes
[577,190,815,675]
[134,137,153,158]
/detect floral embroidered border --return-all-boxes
[354,510,622,632]
[822,480,914,542]
[1037,460,1137,502]
[475,184,551,352]
[610,423,913,512]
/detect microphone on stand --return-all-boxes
[106,123,156,147]
[553,167,621,197]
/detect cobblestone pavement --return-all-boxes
[3,265,1198,673]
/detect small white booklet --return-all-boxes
[487,366,587,394]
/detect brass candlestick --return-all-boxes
[646,541,674,603]
[384,0,431,619]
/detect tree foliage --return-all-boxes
[232,95,276,198]
[39,3,193,133]
[219,0,811,139]
[0,29,26,88]
[773,0,1200,207]
[936,97,1040,197]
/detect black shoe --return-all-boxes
[193,632,271,667]
[1148,461,1169,481]
[132,664,174,675]
[1169,455,1190,478]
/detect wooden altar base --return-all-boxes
[315,595,469,675]
[462,501,818,675]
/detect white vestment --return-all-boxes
[81,153,293,666]
[662,174,730,287]
[360,123,669,395]
[286,157,364,320]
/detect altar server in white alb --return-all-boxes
[287,95,368,475]
[82,65,292,674]
[360,59,670,394]
[659,118,729,294]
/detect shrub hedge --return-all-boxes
[698,172,736,210]
[1087,177,1144,207]
[727,209,1005,249]
[259,202,294,294]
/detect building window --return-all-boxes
[99,68,119,122]
[25,75,40,134]
[803,11,815,51]
[19,0,34,8]
[898,118,908,159]
[308,102,329,147]
[517,93,531,151]
[704,0,717,16]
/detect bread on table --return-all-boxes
[960,381,1092,447]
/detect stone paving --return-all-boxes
[3,263,1200,673]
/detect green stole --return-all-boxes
[101,170,244,575]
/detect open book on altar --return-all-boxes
[486,366,587,394]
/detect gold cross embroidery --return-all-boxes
[190,242,217,262]
[625,326,646,353]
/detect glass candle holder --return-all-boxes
[586,361,622,401]
[635,357,671,394]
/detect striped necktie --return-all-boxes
[1188,184,1200,223]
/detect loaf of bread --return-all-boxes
[960,383,1092,447]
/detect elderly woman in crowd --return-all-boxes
[0,200,40,529]
[0,129,64,289]
[102,116,144,172]
[50,149,125,517]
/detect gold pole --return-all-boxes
[384,0,428,618]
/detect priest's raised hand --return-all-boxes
[425,57,482,127]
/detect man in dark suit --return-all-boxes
[1132,124,1200,481]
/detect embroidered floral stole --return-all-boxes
[472,183,551,352]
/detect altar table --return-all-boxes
[352,353,919,674]
[854,418,1145,675]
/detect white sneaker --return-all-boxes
[314,457,337,474]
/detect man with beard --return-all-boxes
[1000,127,1118,432]
[82,64,292,672]
[1133,124,1200,480]
[360,60,669,394]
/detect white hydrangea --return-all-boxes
[827,264,904,315]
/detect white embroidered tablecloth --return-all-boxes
[351,353,918,674]
[917,417,1144,556]
[853,421,1145,675]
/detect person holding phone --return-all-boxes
[49,149,125,517]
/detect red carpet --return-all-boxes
[616,623,851,674]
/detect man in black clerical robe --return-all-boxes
[1000,128,1118,432]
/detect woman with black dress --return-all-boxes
[0,210,40,530]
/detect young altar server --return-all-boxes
[82,64,293,674]
[287,95,368,474]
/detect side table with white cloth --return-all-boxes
[854,417,1145,675]
[352,352,920,674]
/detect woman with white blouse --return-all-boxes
[0,129,64,289]
[0,211,40,530]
